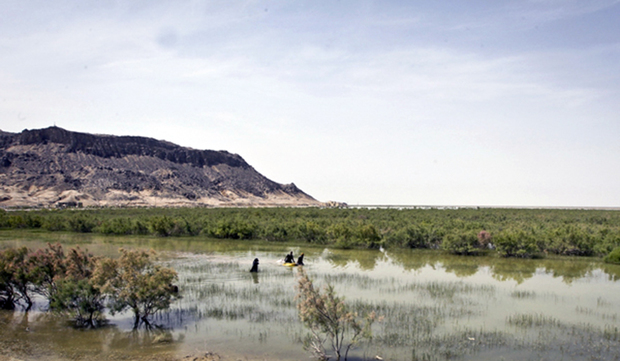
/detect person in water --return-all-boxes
[250,258,259,272]
[284,251,295,263]
[296,253,305,266]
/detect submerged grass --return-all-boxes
[510,290,536,299]
[2,231,620,361]
[166,252,620,360]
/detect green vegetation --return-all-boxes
[0,243,178,328]
[604,246,620,264]
[1,207,620,258]
[93,248,179,328]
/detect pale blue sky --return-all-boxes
[1,1,619,207]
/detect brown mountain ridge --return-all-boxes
[0,127,321,208]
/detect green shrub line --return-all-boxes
[1,207,620,259]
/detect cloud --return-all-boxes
[1,0,619,206]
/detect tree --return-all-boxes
[47,246,105,327]
[27,243,67,301]
[93,248,178,328]
[296,268,378,361]
[0,247,35,310]
[50,277,106,327]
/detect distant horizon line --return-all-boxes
[348,204,620,211]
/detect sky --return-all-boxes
[1,0,619,207]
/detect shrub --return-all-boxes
[384,225,441,249]
[494,230,541,258]
[441,231,480,255]
[67,215,96,233]
[261,223,289,242]
[99,217,134,235]
[209,219,256,239]
[50,277,105,327]
[296,268,378,361]
[296,221,327,244]
[327,223,354,249]
[355,224,381,249]
[92,248,178,328]
[149,216,175,236]
[0,247,33,309]
[603,247,620,265]
[545,226,595,256]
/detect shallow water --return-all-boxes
[2,231,620,361]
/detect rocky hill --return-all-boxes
[0,127,321,208]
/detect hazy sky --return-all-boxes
[1,1,619,207]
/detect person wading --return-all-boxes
[284,251,295,263]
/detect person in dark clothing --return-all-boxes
[250,258,259,272]
[296,253,305,266]
[284,251,295,263]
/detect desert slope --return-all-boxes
[0,127,320,208]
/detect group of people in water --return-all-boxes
[249,251,304,272]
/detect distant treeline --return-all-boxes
[1,207,620,259]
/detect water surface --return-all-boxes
[1,231,619,361]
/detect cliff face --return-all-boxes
[0,127,320,208]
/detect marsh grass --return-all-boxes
[165,253,620,360]
[510,290,536,299]
[3,232,620,361]
[507,313,563,328]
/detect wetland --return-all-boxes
[1,230,620,361]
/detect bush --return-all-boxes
[0,247,33,309]
[384,225,441,249]
[296,268,378,361]
[295,221,327,244]
[327,223,355,249]
[209,219,256,239]
[261,223,289,242]
[67,215,96,233]
[355,224,381,249]
[603,247,620,265]
[99,217,134,235]
[50,277,105,327]
[545,226,595,256]
[149,216,175,236]
[92,248,178,328]
[441,231,480,255]
[494,230,541,258]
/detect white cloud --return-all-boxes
[1,0,619,206]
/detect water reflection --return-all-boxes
[2,231,620,361]
[0,309,180,359]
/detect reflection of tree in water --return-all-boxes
[383,249,442,272]
[323,249,386,271]
[442,263,479,277]
[0,310,180,359]
[491,259,538,284]
[537,258,597,284]
[600,264,620,281]
[331,248,620,285]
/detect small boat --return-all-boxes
[283,262,298,267]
